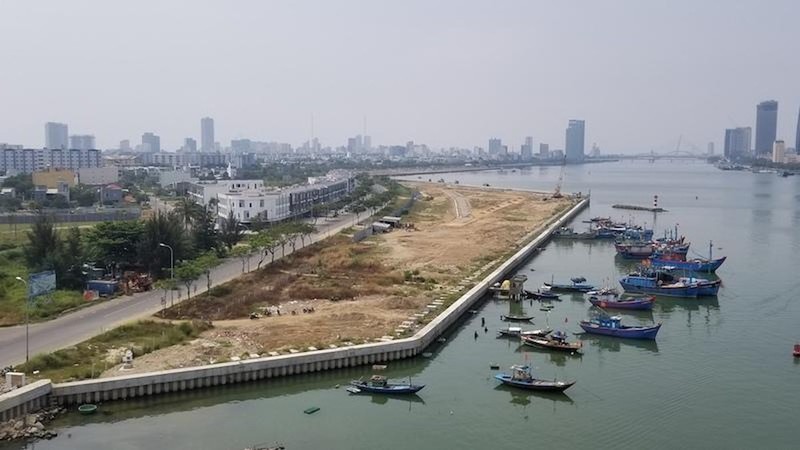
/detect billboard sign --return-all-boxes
[29,270,56,298]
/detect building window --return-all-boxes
[239,200,244,207]
[260,200,264,207]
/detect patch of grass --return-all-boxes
[17,320,212,382]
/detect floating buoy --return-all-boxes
[422,352,433,358]
[304,407,321,414]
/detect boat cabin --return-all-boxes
[598,316,622,329]
[510,365,533,381]
[368,375,387,387]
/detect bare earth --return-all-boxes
[102,183,572,377]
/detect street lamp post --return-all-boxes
[159,243,174,306]
[14,276,29,363]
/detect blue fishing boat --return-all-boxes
[494,365,575,392]
[543,277,595,292]
[651,241,726,273]
[579,316,661,340]
[619,270,700,298]
[587,288,655,310]
[350,375,425,395]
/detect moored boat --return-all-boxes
[651,256,726,273]
[497,326,552,338]
[553,227,597,240]
[794,343,800,358]
[587,288,656,310]
[501,314,534,322]
[521,331,582,354]
[525,289,561,300]
[579,316,661,340]
[543,277,595,292]
[494,365,575,392]
[619,270,700,298]
[678,277,721,296]
[349,375,425,395]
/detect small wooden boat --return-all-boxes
[587,289,656,310]
[350,375,424,395]
[78,404,97,415]
[497,326,552,338]
[793,343,800,358]
[494,365,575,392]
[579,316,661,340]
[500,314,534,322]
[521,331,582,354]
[525,289,561,300]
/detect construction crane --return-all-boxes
[552,156,567,198]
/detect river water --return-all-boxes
[5,161,799,450]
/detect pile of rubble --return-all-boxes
[0,406,64,441]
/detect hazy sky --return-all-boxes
[1,0,798,153]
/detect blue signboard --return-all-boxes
[29,270,56,298]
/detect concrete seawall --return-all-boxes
[0,197,589,419]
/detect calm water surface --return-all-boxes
[6,161,799,450]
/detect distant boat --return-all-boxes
[497,326,552,338]
[524,289,561,300]
[494,364,575,392]
[794,343,800,358]
[579,316,661,340]
[587,289,656,310]
[521,331,582,354]
[552,227,597,240]
[350,375,425,395]
[619,270,701,298]
[501,314,535,322]
[543,276,595,292]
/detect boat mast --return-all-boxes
[708,240,713,260]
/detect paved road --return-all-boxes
[0,213,359,368]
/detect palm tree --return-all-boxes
[174,197,201,230]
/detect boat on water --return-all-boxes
[587,289,656,310]
[78,404,97,415]
[678,276,721,296]
[349,375,425,395]
[793,343,800,357]
[521,331,582,354]
[494,365,575,392]
[614,241,654,258]
[651,241,726,273]
[524,289,561,300]
[579,316,661,340]
[552,227,597,240]
[497,326,552,338]
[619,269,701,298]
[543,277,595,292]
[501,314,534,322]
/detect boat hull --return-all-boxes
[521,336,581,353]
[349,381,425,395]
[543,282,595,292]
[619,278,699,298]
[589,296,655,310]
[579,321,661,340]
[494,374,575,392]
[651,256,726,273]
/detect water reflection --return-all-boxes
[578,334,660,354]
[655,296,720,313]
[513,344,580,366]
[493,384,575,406]
[360,393,426,406]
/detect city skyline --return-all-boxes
[1,1,800,153]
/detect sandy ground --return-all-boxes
[102,183,573,376]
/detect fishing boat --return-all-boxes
[614,241,654,258]
[552,227,597,240]
[793,343,800,358]
[619,270,700,298]
[678,277,721,296]
[525,289,561,300]
[521,331,582,354]
[543,277,595,292]
[587,288,656,310]
[494,365,575,392]
[497,326,552,338]
[651,241,726,273]
[579,316,661,340]
[500,314,534,322]
[349,375,425,395]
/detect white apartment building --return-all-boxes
[217,190,290,222]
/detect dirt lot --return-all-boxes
[106,183,573,375]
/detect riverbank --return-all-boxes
[95,182,574,376]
